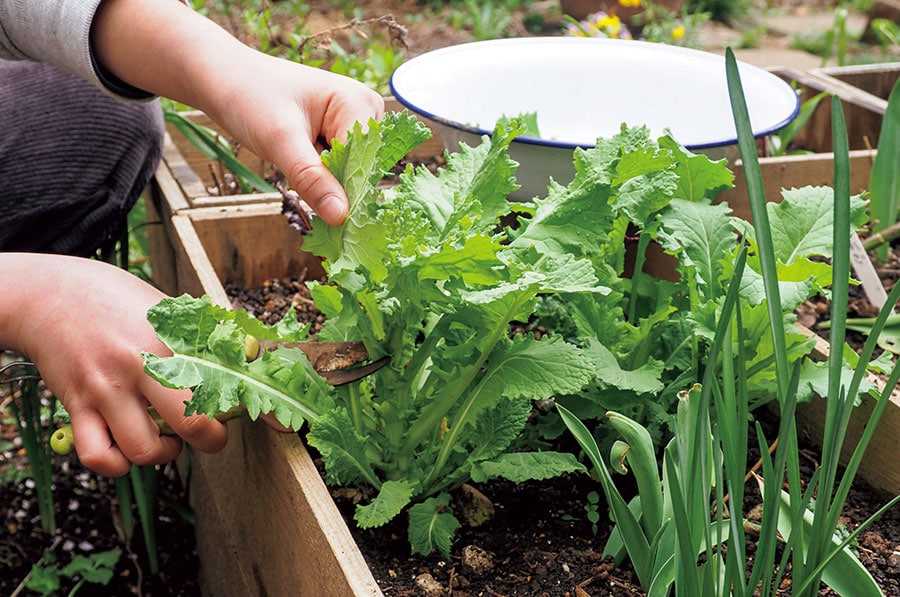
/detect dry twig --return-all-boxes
[295,14,409,55]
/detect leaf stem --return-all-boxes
[402,304,518,464]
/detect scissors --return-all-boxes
[148,339,389,435]
[256,339,389,385]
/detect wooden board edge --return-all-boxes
[190,191,283,209]
[771,66,889,114]
[190,422,382,597]
[161,131,209,202]
[274,430,383,595]
[153,146,192,215]
[718,149,877,221]
[168,213,231,306]
[146,174,179,296]
[792,324,900,495]
[167,208,381,595]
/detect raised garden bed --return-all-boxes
[145,204,380,595]
[813,62,900,103]
[145,196,900,594]
[145,65,899,595]
[771,66,889,154]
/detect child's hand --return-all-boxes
[92,0,384,226]
[1,253,228,477]
[200,57,384,225]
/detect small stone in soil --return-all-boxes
[461,544,494,575]
[415,572,445,596]
[457,483,495,527]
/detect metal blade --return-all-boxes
[319,355,390,386]
[259,339,370,371]
[258,339,388,385]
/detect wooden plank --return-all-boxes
[185,203,324,291]
[192,423,381,597]
[153,140,192,215]
[719,149,877,221]
[770,67,888,152]
[850,233,889,310]
[794,326,900,495]
[160,131,208,203]
[167,209,380,596]
[169,214,229,306]
[813,63,900,101]
[190,191,283,209]
[146,169,179,297]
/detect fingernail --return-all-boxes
[318,194,347,225]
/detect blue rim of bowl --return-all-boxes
[388,42,801,151]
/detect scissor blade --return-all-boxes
[259,339,367,369]
[258,339,386,385]
[320,355,390,386]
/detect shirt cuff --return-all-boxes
[88,45,155,101]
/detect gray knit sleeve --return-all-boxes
[0,0,153,100]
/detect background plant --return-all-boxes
[717,51,899,596]
[529,124,871,460]
[564,1,710,46]
[162,108,277,195]
[558,48,900,597]
[869,18,900,56]
[0,216,173,587]
[633,0,710,46]
[686,0,752,25]
[22,545,121,597]
[766,90,829,156]
[790,4,854,67]
[862,77,900,260]
[1,361,58,534]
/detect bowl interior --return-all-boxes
[390,37,800,150]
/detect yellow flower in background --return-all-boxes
[566,10,633,39]
[596,13,622,33]
[619,0,642,7]
[672,24,685,40]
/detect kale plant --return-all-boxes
[533,129,872,451]
[144,112,613,556]
[143,110,872,557]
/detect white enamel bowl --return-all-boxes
[390,37,800,200]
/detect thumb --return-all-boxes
[281,137,349,226]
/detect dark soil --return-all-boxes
[223,276,900,597]
[0,416,201,596]
[342,474,643,596]
[344,451,900,597]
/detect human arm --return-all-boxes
[0,254,229,477]
[0,0,383,224]
[91,0,384,224]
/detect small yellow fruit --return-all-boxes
[50,425,74,455]
[244,334,260,361]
